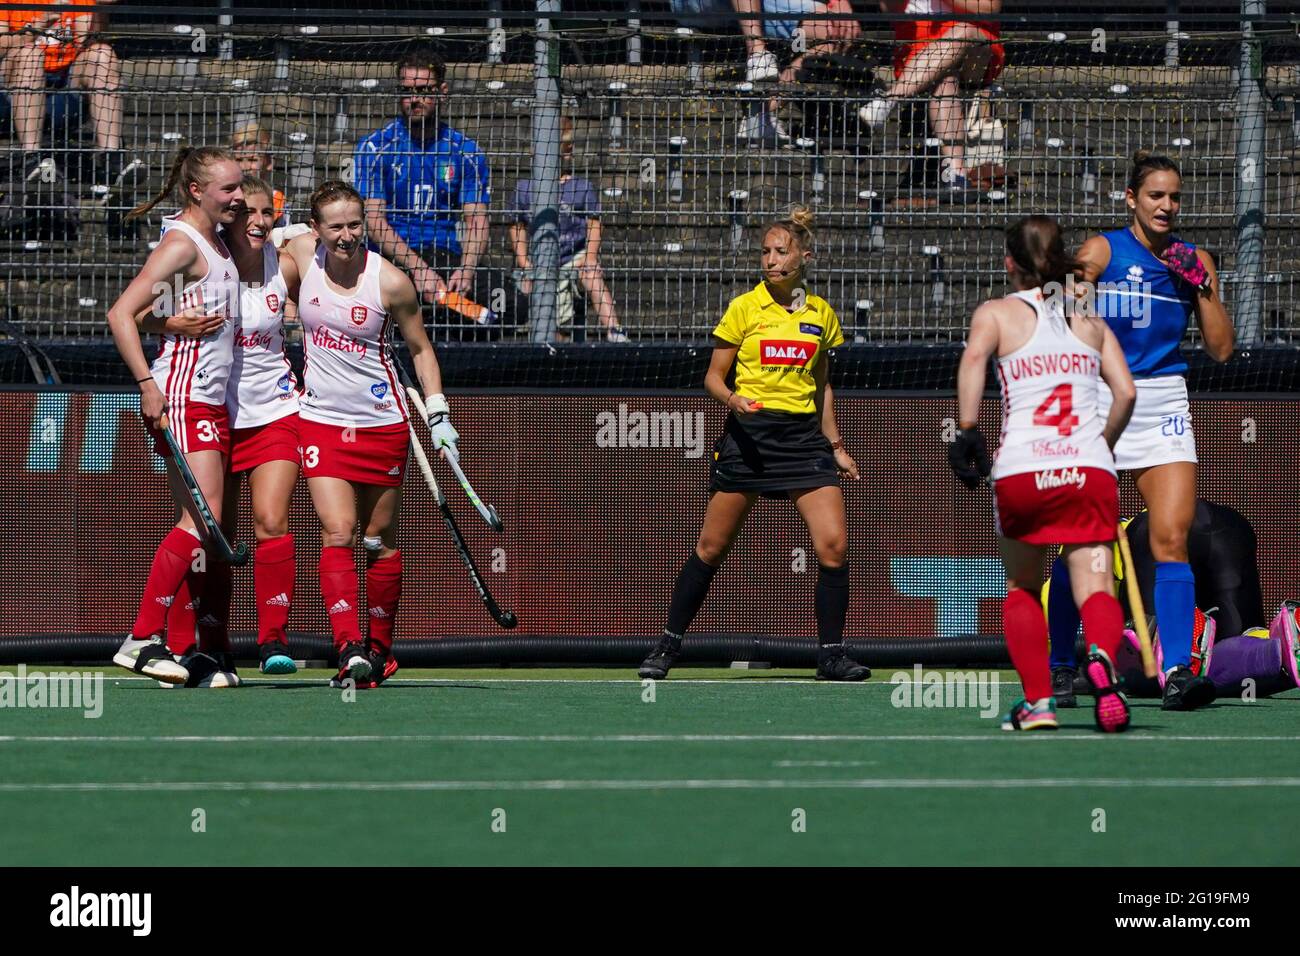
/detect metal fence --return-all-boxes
[0,9,1296,345]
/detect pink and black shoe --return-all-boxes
[1083,646,1131,733]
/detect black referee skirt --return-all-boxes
[710,409,839,499]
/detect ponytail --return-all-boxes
[1005,215,1078,289]
[126,145,239,222]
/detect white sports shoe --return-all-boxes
[858,98,895,129]
[746,50,779,83]
[114,634,189,684]
[158,650,241,688]
[737,112,790,144]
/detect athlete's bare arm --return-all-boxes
[705,340,758,413]
[956,301,1002,428]
[1075,235,1111,287]
[1192,248,1233,363]
[1097,325,1137,449]
[381,259,442,399]
[108,233,202,390]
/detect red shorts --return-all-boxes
[147,401,230,458]
[230,412,301,475]
[993,467,1118,545]
[297,418,410,487]
[893,21,1005,86]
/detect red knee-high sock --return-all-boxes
[1080,591,1124,662]
[366,550,402,656]
[166,570,200,657]
[197,559,233,654]
[134,528,202,639]
[1003,587,1052,702]
[255,534,295,646]
[320,545,361,650]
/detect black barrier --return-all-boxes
[1,390,1296,662]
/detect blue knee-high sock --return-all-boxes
[1155,561,1196,670]
[1047,556,1081,669]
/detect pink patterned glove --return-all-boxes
[1161,241,1212,293]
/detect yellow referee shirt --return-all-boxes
[712,282,844,414]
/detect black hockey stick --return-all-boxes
[391,347,517,628]
[160,416,249,566]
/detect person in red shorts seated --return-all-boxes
[106,146,245,687]
[280,180,452,688]
[949,215,1137,732]
[859,0,1005,195]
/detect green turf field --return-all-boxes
[0,666,1295,866]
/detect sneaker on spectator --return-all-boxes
[746,50,779,83]
[605,325,628,343]
[737,111,790,145]
[92,150,144,198]
[23,153,59,187]
[858,98,895,129]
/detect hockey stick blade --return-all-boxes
[438,498,518,629]
[160,419,249,566]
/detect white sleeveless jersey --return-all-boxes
[298,247,407,428]
[991,289,1115,480]
[228,242,298,428]
[148,216,238,409]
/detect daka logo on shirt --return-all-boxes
[760,340,815,367]
[277,373,292,392]
[350,306,368,327]
[265,293,280,313]
[371,382,387,399]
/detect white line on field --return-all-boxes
[1,777,1299,793]
[0,733,1296,744]
[82,676,995,686]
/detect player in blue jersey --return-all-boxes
[1046,150,1234,711]
[355,49,513,338]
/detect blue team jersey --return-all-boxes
[1094,227,1195,378]
[353,119,491,255]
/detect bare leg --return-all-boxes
[70,43,122,150]
[576,257,620,331]
[2,42,46,152]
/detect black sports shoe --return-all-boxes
[638,631,682,680]
[816,643,871,681]
[1162,665,1216,711]
[331,642,372,687]
[1051,665,1078,708]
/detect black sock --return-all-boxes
[815,563,849,646]
[665,552,719,637]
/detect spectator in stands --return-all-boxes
[859,0,1005,195]
[671,0,860,142]
[231,121,287,226]
[355,48,506,337]
[509,117,625,343]
[0,0,139,193]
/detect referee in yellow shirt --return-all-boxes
[638,206,867,681]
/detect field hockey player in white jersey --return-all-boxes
[281,180,452,688]
[950,215,1137,733]
[106,146,244,685]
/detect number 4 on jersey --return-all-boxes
[1033,384,1079,437]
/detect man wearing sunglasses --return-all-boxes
[355,49,504,338]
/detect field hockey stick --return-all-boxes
[403,411,518,629]
[159,415,249,566]
[1116,522,1157,678]
[390,347,518,628]
[402,385,504,532]
[392,351,505,532]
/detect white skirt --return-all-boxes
[1097,374,1197,472]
